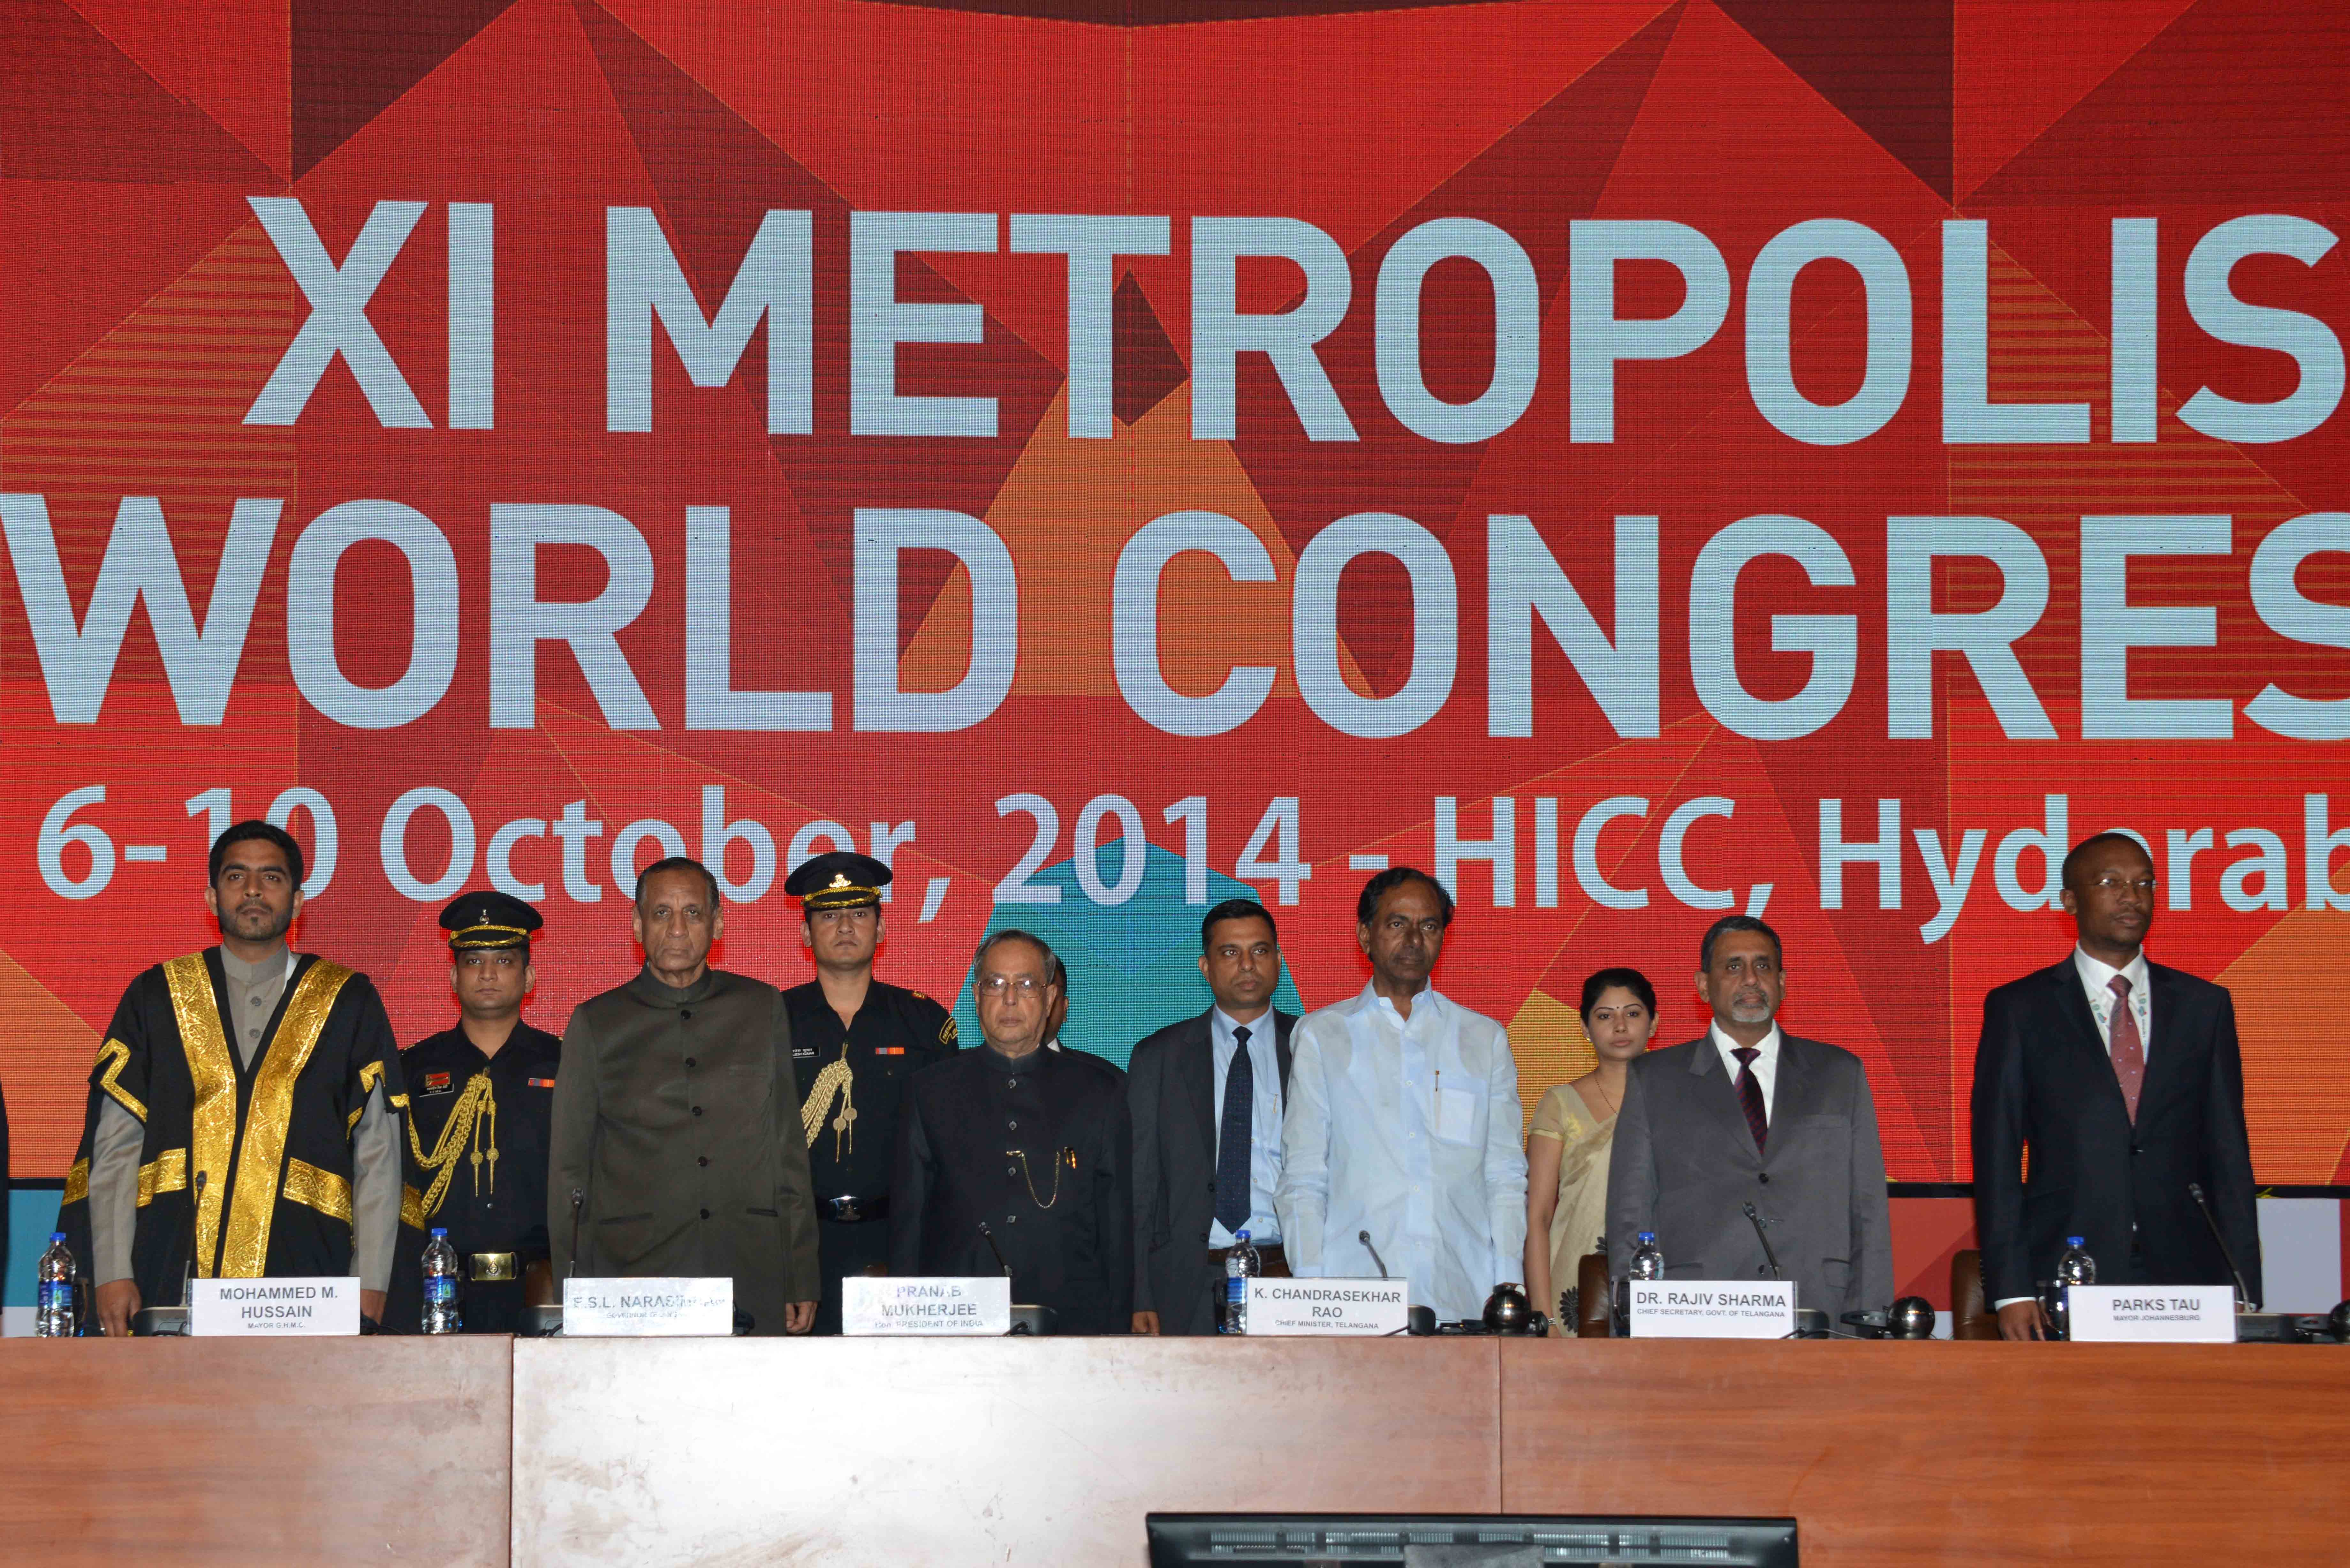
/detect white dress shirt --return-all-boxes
[1708,1021,1782,1120]
[2073,946,2152,1057]
[1276,984,1528,1321]
[1209,1007,1284,1248]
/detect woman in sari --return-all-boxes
[1524,967,1657,1324]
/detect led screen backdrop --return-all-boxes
[3,0,2347,1190]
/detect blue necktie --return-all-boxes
[1215,1026,1254,1236]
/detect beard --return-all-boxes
[227,901,294,943]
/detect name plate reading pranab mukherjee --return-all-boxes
[2067,1284,2237,1343]
[563,1277,734,1337]
[189,1277,361,1336]
[1627,1281,1796,1339]
[1243,1278,1408,1336]
[842,1276,1012,1336]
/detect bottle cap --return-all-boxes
[50,1231,65,1242]
[2066,1236,2084,1246]
[431,1227,448,1238]
[1235,1229,1249,1241]
[1638,1231,1656,1242]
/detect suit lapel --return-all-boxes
[1179,1010,1217,1160]
[2135,963,2193,1117]
[1685,1036,1761,1162]
[2044,960,2132,1119]
[1771,1035,1814,1127]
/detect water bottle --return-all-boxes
[1630,1231,1665,1280]
[2056,1236,2097,1286]
[422,1228,462,1335]
[1222,1229,1262,1335]
[36,1233,76,1338]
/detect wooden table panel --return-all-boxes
[1499,1338,2350,1565]
[512,1337,1502,1566]
[0,1336,511,1565]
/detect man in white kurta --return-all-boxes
[1277,869,1527,1322]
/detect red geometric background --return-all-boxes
[4,0,2348,1279]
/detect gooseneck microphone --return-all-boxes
[1359,1230,1390,1281]
[978,1221,1014,1276]
[567,1187,585,1279]
[2186,1182,2255,1310]
[1742,1202,1785,1281]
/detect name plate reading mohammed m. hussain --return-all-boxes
[2067,1284,2237,1343]
[189,1277,361,1337]
[1627,1280,1796,1339]
[563,1277,734,1337]
[1243,1278,1409,1336]
[842,1276,1012,1336]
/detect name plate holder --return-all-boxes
[1243,1277,1408,1336]
[843,1276,1012,1336]
[563,1277,734,1337]
[1627,1280,1797,1339]
[2067,1284,2237,1343]
[189,1277,361,1337]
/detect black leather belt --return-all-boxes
[823,1195,889,1223]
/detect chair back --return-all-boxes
[1575,1252,1612,1338]
[1951,1247,1998,1340]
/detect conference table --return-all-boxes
[3,1333,2340,1564]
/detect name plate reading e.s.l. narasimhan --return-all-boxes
[841,1276,1012,1335]
[2067,1284,2237,1343]
[1242,1277,1409,1335]
[189,1277,361,1336]
[563,1277,734,1336]
[1627,1280,1796,1338]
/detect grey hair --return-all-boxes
[971,928,1057,986]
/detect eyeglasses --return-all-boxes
[975,975,1046,997]
[2090,876,2158,894]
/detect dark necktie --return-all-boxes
[1215,1026,1255,1236]
[1732,1045,1768,1154]
[2108,975,2145,1122]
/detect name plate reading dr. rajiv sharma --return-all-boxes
[1243,1277,1409,1335]
[842,1276,1012,1335]
[1627,1280,1796,1338]
[563,1278,734,1336]
[189,1277,361,1336]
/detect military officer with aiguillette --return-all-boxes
[782,852,959,1334]
[398,891,562,1333]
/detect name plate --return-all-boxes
[1628,1280,1796,1339]
[189,1277,361,1337]
[842,1276,1011,1336]
[563,1277,734,1337]
[2067,1284,2237,1343]
[1243,1277,1408,1336]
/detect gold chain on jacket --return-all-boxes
[1005,1146,1077,1208]
[407,1072,497,1219]
[800,1044,856,1160]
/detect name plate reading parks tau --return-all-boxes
[2067,1284,2237,1343]
[563,1277,734,1337]
[842,1276,1012,1336]
[1243,1278,1409,1336]
[189,1277,361,1337]
[1628,1280,1796,1339]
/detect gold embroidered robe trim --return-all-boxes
[64,1158,90,1206]
[281,1158,354,1224]
[216,960,354,1278]
[95,1038,148,1121]
[162,954,240,1278]
[136,1148,190,1206]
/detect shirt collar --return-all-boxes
[1708,1019,1781,1064]
[2073,945,2149,996]
[219,943,289,986]
[1357,981,1444,1026]
[982,1041,1043,1074]
[1212,1006,1273,1047]
[631,965,724,1007]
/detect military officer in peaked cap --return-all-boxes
[392,891,562,1333]
[783,851,959,1334]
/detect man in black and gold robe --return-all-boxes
[783,852,958,1333]
[58,821,411,1334]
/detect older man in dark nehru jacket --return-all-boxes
[782,851,958,1335]
[893,930,1132,1333]
[549,856,820,1335]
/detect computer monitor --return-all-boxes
[1145,1514,1799,1566]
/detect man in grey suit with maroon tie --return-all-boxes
[1126,899,1297,1335]
[1971,832,2261,1339]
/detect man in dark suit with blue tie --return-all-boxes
[1126,899,1298,1335]
[1971,832,2261,1338]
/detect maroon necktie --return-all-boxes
[1732,1046,1768,1154]
[2108,975,2145,1122]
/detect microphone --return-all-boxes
[1742,1202,1785,1281]
[567,1187,584,1280]
[2187,1182,2256,1311]
[1359,1230,1390,1281]
[978,1221,1013,1277]
[182,1169,209,1307]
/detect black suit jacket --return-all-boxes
[1126,1008,1296,1336]
[1970,957,2261,1306]
[892,1044,1133,1334]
